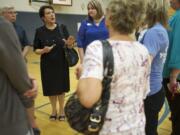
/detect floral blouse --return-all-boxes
[81,40,150,135]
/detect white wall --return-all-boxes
[0,0,110,15]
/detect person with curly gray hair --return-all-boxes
[76,0,150,134]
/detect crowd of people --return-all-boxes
[1,0,180,134]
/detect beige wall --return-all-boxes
[0,0,110,15]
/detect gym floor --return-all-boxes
[27,50,171,135]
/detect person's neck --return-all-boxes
[109,29,135,41]
[93,16,104,23]
[45,23,56,30]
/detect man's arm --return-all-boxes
[0,20,33,102]
[21,26,31,58]
[0,18,38,129]
[22,45,31,57]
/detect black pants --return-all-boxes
[144,87,165,135]
[163,78,180,135]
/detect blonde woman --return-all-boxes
[76,0,150,134]
[77,0,109,63]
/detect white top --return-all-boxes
[81,40,150,135]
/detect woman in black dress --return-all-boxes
[34,5,74,120]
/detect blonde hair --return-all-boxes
[87,0,104,20]
[106,0,147,34]
[146,0,169,28]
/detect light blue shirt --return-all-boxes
[141,23,169,96]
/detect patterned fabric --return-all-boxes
[81,40,151,135]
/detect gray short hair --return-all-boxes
[0,6,15,16]
[106,0,147,34]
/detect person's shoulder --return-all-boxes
[145,26,160,39]
[89,40,102,46]
[152,23,166,31]
[147,26,157,34]
[0,17,11,27]
[0,17,6,24]
[87,40,102,51]
[135,42,149,54]
[35,26,45,32]
[148,24,168,40]
[81,18,92,25]
[58,23,67,30]
[81,19,88,25]
[0,17,15,35]
[85,40,103,59]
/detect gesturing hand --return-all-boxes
[63,36,76,48]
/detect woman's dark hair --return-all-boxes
[39,5,54,18]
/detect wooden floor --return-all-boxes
[27,51,172,135]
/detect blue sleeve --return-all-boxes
[22,29,30,46]
[143,30,160,57]
[77,20,86,48]
[168,17,180,69]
